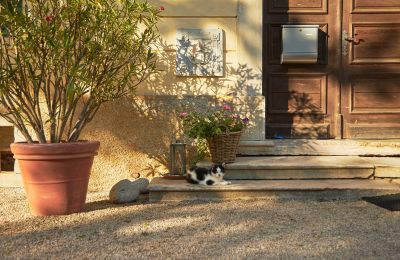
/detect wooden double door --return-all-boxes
[263,0,400,139]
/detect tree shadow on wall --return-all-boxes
[286,90,327,139]
[88,39,263,179]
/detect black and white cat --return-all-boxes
[186,163,232,186]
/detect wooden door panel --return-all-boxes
[264,0,400,139]
[351,24,400,63]
[351,77,400,113]
[263,0,340,139]
[268,73,326,114]
[353,93,400,110]
[270,93,322,112]
[352,76,400,93]
[267,124,330,139]
[269,75,324,93]
[347,124,400,139]
[268,0,327,13]
[352,0,400,13]
[342,0,400,139]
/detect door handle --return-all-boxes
[342,31,362,56]
[345,36,361,45]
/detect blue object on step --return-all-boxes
[272,134,285,139]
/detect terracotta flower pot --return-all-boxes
[11,141,100,216]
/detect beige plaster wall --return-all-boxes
[4,0,265,191]
[82,95,264,191]
[82,0,264,191]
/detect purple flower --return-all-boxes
[242,117,250,124]
[223,104,232,111]
[179,112,188,118]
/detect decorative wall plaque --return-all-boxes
[176,28,224,77]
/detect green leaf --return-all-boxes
[66,82,76,103]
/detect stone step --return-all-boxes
[148,178,400,202]
[198,156,374,180]
[238,140,400,156]
[0,173,22,188]
[363,157,400,178]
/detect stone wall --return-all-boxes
[0,118,14,172]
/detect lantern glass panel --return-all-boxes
[169,141,186,176]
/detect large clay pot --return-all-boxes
[11,141,100,216]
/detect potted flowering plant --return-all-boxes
[0,0,160,215]
[181,104,249,163]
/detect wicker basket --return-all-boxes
[207,131,242,163]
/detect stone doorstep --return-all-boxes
[199,156,375,180]
[362,157,400,178]
[238,140,400,156]
[148,178,400,202]
[228,156,376,180]
[149,178,400,192]
[198,156,400,180]
[225,169,373,180]
[198,156,374,169]
[0,173,22,188]
[226,156,374,169]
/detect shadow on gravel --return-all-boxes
[363,194,400,211]
[83,200,130,212]
[82,194,230,213]
[2,196,400,259]
[83,194,151,213]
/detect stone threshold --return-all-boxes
[148,178,400,202]
[199,156,400,179]
[239,139,400,156]
[0,173,22,188]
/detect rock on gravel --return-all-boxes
[131,178,150,193]
[109,179,140,204]
[109,178,149,204]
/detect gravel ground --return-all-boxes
[1,188,400,260]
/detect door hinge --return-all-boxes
[342,31,348,56]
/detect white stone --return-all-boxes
[109,179,140,204]
[131,178,150,193]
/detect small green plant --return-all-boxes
[189,138,209,167]
[180,104,249,140]
[180,104,249,165]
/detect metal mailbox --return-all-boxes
[281,25,319,64]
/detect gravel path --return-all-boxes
[1,188,399,260]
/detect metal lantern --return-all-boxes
[165,140,187,179]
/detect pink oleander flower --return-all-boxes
[159,6,165,11]
[223,104,232,111]
[44,15,54,22]
[232,114,240,119]
[179,112,188,118]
